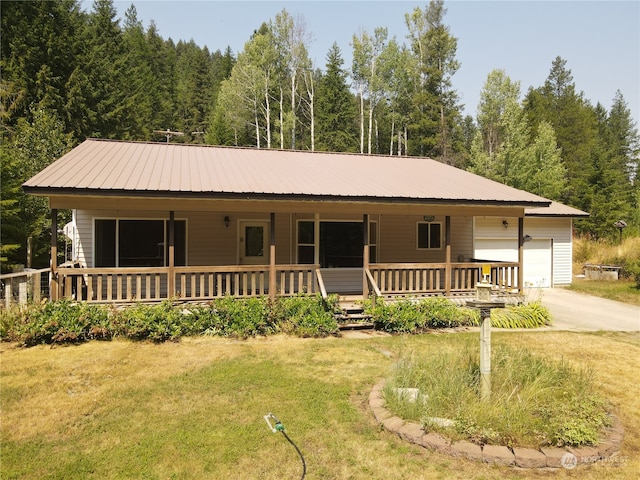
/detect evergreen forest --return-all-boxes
[2,0,638,272]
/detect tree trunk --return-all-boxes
[389,118,395,156]
[291,74,296,150]
[367,103,373,154]
[264,80,271,149]
[359,89,365,154]
[279,87,285,149]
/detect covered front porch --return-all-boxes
[50,209,525,305]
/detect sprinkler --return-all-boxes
[264,413,306,479]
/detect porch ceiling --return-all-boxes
[25,139,551,211]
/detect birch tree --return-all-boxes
[271,9,312,150]
[352,27,389,154]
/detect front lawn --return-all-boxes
[2,331,639,479]
[567,278,640,306]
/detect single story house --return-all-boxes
[23,139,588,304]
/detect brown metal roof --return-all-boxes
[526,201,589,217]
[24,139,552,207]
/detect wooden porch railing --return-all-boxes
[368,262,519,297]
[51,264,323,303]
[2,262,519,306]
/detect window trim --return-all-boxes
[416,221,443,250]
[93,217,187,267]
[295,219,379,265]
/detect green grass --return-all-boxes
[384,341,608,448]
[567,278,640,306]
[2,332,640,479]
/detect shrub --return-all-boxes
[467,301,552,328]
[114,301,186,342]
[624,261,640,288]
[2,300,112,346]
[205,296,275,338]
[364,297,474,333]
[274,294,339,337]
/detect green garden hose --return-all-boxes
[264,413,306,480]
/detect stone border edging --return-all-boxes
[369,380,624,469]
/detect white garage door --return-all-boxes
[523,239,552,288]
[474,239,552,288]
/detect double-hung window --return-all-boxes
[417,222,442,250]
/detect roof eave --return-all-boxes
[22,186,551,208]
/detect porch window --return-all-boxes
[369,221,378,263]
[297,221,315,264]
[94,219,186,267]
[297,220,378,266]
[417,222,442,250]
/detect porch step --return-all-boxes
[338,321,375,331]
[336,300,374,330]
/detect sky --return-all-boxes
[109,0,640,123]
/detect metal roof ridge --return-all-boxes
[83,138,439,162]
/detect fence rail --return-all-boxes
[368,262,519,297]
[1,268,50,307]
[1,262,520,306]
[49,264,322,303]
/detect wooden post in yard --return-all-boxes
[467,273,504,402]
[269,213,276,302]
[478,304,492,401]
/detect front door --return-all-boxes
[320,221,363,268]
[239,221,269,265]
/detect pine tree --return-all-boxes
[316,43,358,152]
[119,5,157,140]
[523,57,598,209]
[404,0,462,162]
[1,0,83,131]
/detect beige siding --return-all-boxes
[474,216,574,286]
[378,215,473,263]
[76,210,295,267]
[76,209,476,268]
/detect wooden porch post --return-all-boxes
[518,216,524,294]
[168,211,175,298]
[363,214,370,299]
[269,212,276,301]
[50,209,59,300]
[445,215,451,296]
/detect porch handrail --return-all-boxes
[364,268,382,298]
[315,268,328,300]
